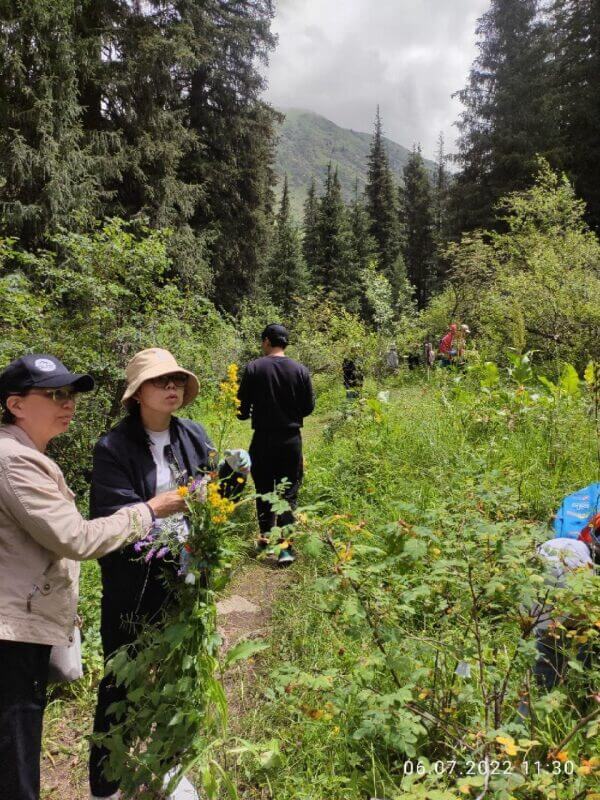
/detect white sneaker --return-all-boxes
[90,792,121,800]
[163,769,199,800]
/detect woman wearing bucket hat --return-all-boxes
[88,348,250,800]
[0,354,186,800]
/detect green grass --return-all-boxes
[234,369,600,799]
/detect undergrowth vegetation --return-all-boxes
[235,359,600,800]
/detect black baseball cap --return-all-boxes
[0,354,95,403]
[261,324,289,346]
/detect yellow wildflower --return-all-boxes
[496,735,518,756]
[177,486,189,497]
[206,481,235,524]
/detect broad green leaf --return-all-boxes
[223,639,269,668]
[559,363,580,397]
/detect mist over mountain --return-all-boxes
[274,108,435,218]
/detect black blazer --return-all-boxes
[90,413,218,519]
[90,413,235,647]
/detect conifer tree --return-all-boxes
[433,134,450,245]
[553,0,600,230]
[302,178,320,278]
[348,182,376,318]
[451,0,556,233]
[401,148,436,308]
[432,133,451,283]
[364,108,402,293]
[315,164,357,309]
[267,176,310,315]
[184,0,278,309]
[0,0,278,308]
[0,0,105,247]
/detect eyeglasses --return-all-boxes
[28,388,79,404]
[149,372,189,389]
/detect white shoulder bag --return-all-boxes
[48,624,83,684]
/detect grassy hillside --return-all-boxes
[274,108,436,219]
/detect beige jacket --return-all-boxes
[0,425,152,646]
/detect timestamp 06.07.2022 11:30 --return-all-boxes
[398,759,576,777]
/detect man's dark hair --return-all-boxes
[261,323,289,349]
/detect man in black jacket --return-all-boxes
[238,324,314,564]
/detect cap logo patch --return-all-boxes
[34,358,57,372]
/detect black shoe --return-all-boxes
[256,536,270,553]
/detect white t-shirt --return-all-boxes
[146,428,174,493]
[145,427,188,541]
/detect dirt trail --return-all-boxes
[41,558,293,799]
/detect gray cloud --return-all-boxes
[264,0,489,159]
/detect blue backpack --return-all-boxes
[553,482,600,539]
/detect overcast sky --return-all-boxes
[264,0,490,160]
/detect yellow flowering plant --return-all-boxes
[97,364,263,799]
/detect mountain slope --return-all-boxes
[274,108,435,218]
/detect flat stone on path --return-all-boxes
[217,595,260,616]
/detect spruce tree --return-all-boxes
[433,134,450,245]
[267,176,310,315]
[184,0,278,311]
[0,0,278,308]
[315,164,356,308]
[302,178,320,279]
[348,182,376,318]
[432,133,451,283]
[364,108,402,293]
[401,148,437,308]
[0,0,105,247]
[553,0,600,230]
[75,0,277,304]
[451,0,556,233]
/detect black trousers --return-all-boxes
[0,639,51,800]
[534,630,596,691]
[89,560,173,798]
[249,430,303,535]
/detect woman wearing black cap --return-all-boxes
[0,354,187,800]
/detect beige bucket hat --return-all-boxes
[121,348,199,408]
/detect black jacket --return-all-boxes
[237,355,314,431]
[90,413,235,645]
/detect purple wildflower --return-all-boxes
[145,548,156,563]
[156,547,170,559]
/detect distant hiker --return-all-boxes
[89,348,248,800]
[343,355,364,399]
[424,340,436,368]
[438,323,458,367]
[0,354,186,800]
[238,324,315,565]
[386,344,400,374]
[457,324,471,360]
